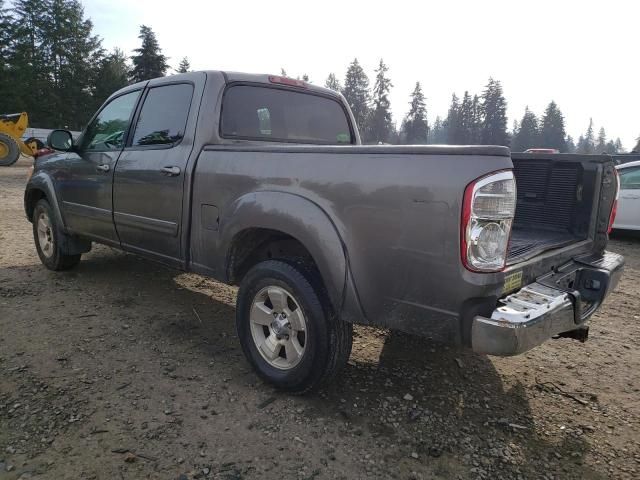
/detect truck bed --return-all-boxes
[507,153,605,264]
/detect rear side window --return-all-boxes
[131,83,194,147]
[221,85,353,145]
[619,167,640,190]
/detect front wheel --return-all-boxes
[236,260,352,394]
[32,199,81,270]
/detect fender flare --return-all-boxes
[24,171,66,230]
[219,191,348,313]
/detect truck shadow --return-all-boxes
[0,247,596,479]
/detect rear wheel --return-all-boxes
[0,133,20,166]
[236,260,352,394]
[32,199,81,270]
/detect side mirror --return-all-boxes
[47,129,74,151]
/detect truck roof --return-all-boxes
[114,70,342,100]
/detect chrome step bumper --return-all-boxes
[471,251,624,356]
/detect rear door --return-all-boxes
[58,89,142,243]
[113,82,195,263]
[615,165,640,230]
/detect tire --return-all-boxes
[32,199,81,271]
[0,132,20,166]
[236,259,353,394]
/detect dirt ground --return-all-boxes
[1,157,639,480]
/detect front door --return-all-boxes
[615,166,640,230]
[58,89,142,244]
[113,83,195,263]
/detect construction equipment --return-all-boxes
[0,112,43,166]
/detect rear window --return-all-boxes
[221,85,353,145]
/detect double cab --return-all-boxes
[25,71,624,393]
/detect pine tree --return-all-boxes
[341,58,370,139]
[539,101,566,151]
[480,78,509,146]
[7,0,103,128]
[429,116,447,144]
[177,57,190,73]
[633,136,640,153]
[0,0,14,105]
[596,127,607,153]
[445,93,462,144]
[581,119,595,154]
[511,107,540,152]
[565,135,576,153]
[93,48,129,108]
[458,91,475,144]
[280,68,287,76]
[324,73,341,91]
[400,82,429,144]
[301,73,310,82]
[470,94,482,143]
[366,59,393,144]
[130,25,168,82]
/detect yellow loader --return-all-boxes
[0,112,44,166]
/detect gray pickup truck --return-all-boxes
[24,71,624,393]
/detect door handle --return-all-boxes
[160,166,181,176]
[96,164,110,172]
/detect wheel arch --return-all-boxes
[220,191,349,314]
[24,172,66,230]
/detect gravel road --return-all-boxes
[1,158,639,479]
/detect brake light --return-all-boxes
[268,75,308,88]
[461,170,517,272]
[607,169,620,234]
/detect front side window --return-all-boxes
[620,167,640,190]
[131,83,194,147]
[221,85,353,145]
[81,90,141,151]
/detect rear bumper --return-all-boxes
[471,251,624,356]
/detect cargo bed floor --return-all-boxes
[507,228,580,263]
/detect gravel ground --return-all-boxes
[1,158,639,480]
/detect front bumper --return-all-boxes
[472,251,624,356]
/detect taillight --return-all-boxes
[607,169,620,234]
[461,170,517,272]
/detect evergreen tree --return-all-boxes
[341,58,370,138]
[511,107,540,152]
[577,118,596,154]
[6,0,103,128]
[596,127,607,153]
[480,78,509,146]
[280,68,287,76]
[301,73,310,82]
[429,116,447,144]
[93,48,129,108]
[366,59,394,144]
[615,137,625,153]
[177,56,190,73]
[324,73,341,91]
[470,94,482,143]
[565,135,576,153]
[445,93,462,144]
[458,91,475,144]
[400,82,429,144]
[633,136,640,153]
[0,0,14,104]
[539,101,566,151]
[130,25,168,82]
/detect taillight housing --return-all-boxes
[461,170,517,272]
[607,169,620,234]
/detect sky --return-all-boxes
[83,0,639,149]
